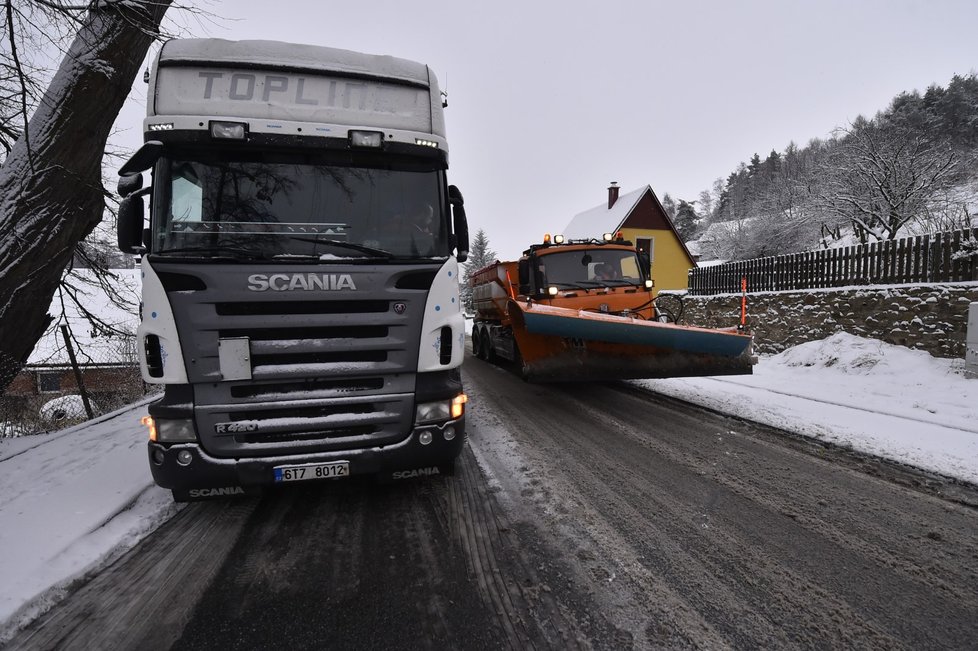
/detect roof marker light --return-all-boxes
[415,138,439,148]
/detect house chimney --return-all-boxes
[608,181,619,209]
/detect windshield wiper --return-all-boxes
[156,245,263,260]
[287,237,394,258]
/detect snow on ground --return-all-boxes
[0,397,177,640]
[1,332,976,640]
[633,332,978,484]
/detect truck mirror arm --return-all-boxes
[117,172,143,197]
[119,140,164,177]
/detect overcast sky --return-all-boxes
[114,0,978,259]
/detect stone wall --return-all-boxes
[663,283,978,359]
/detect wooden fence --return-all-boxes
[687,227,978,295]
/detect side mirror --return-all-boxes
[117,173,143,198]
[118,189,149,254]
[518,257,532,295]
[448,185,469,263]
[638,251,651,276]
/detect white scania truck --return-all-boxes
[116,39,469,501]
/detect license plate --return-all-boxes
[274,461,350,483]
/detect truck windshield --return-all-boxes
[539,248,645,286]
[153,155,448,260]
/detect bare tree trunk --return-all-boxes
[0,1,172,391]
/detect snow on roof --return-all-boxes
[27,269,141,368]
[562,186,649,239]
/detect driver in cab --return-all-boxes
[594,263,620,282]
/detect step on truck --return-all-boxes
[116,39,470,501]
[470,234,756,381]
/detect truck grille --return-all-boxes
[156,262,432,458]
[215,300,389,316]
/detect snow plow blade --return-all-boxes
[509,301,756,382]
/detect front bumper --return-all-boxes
[147,417,465,493]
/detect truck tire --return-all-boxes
[471,326,482,358]
[482,330,495,363]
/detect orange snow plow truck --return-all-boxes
[469,234,756,382]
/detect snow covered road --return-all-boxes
[1,333,976,646]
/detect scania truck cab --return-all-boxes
[116,39,469,501]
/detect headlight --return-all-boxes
[415,400,451,424]
[156,418,197,443]
[415,393,467,424]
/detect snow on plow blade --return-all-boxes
[509,301,756,382]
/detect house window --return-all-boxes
[38,371,61,393]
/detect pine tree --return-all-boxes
[673,200,698,241]
[660,193,677,219]
[460,229,496,313]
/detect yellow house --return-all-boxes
[562,183,696,292]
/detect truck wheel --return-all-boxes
[474,329,484,360]
[471,327,482,358]
[472,327,482,360]
[482,330,495,363]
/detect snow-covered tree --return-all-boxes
[460,229,496,313]
[673,200,698,241]
[660,193,677,220]
[0,1,174,391]
[815,121,960,243]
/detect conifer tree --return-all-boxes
[460,229,496,313]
